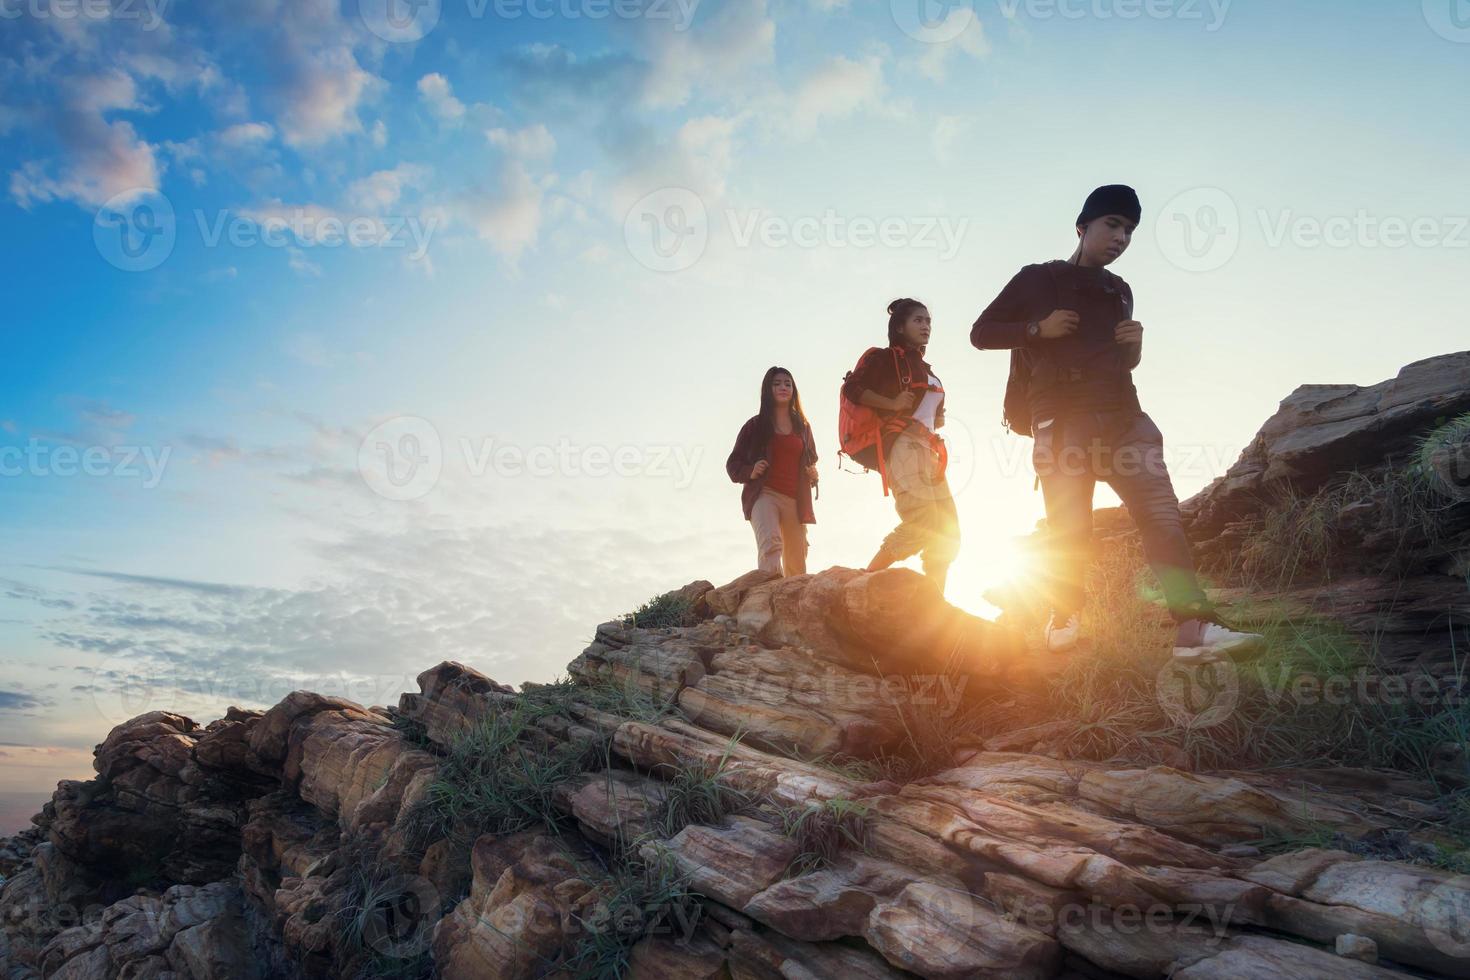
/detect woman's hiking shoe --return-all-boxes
[1172,618,1265,664]
[1045,612,1080,654]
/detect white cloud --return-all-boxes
[370,120,388,147]
[459,161,547,264]
[914,8,990,81]
[418,73,466,124]
[287,247,324,277]
[9,72,160,209]
[600,111,741,222]
[274,45,377,146]
[674,115,737,198]
[218,122,275,147]
[487,124,556,162]
[239,200,342,243]
[639,0,776,109]
[788,54,887,131]
[345,163,430,213]
[21,521,716,725]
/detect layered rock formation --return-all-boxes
[2,564,1468,979]
[1180,351,1470,669]
[5,354,1469,979]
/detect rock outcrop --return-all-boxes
[1180,351,1470,669]
[4,354,1470,979]
[2,563,1467,979]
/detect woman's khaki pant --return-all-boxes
[875,428,959,591]
[751,488,808,577]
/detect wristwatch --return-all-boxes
[1025,320,1041,340]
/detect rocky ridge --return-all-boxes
[1,564,1468,978]
[3,353,1470,979]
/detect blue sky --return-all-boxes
[1,0,1467,823]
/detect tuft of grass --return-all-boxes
[561,843,703,979]
[390,712,435,752]
[775,799,871,877]
[408,686,616,848]
[334,851,437,980]
[622,590,700,630]
[651,733,755,838]
[972,538,1445,774]
[1255,819,1470,876]
[515,674,681,731]
[1234,482,1341,588]
[796,748,899,786]
[1230,441,1466,588]
[1413,411,1470,493]
[884,698,987,783]
[406,669,687,849]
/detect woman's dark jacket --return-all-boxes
[725,415,819,524]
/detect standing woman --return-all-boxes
[842,299,959,594]
[726,367,820,577]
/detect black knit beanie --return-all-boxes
[1076,184,1141,227]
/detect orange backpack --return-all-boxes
[838,347,913,496]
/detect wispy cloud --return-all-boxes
[0,691,52,712]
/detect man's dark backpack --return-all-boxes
[998,261,1130,438]
[1003,348,1034,437]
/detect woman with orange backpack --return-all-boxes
[726,367,820,577]
[839,298,959,595]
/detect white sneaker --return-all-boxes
[1172,619,1265,664]
[1045,612,1080,654]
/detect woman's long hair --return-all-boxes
[886,297,927,348]
[754,366,808,447]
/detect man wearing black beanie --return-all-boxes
[971,185,1263,664]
